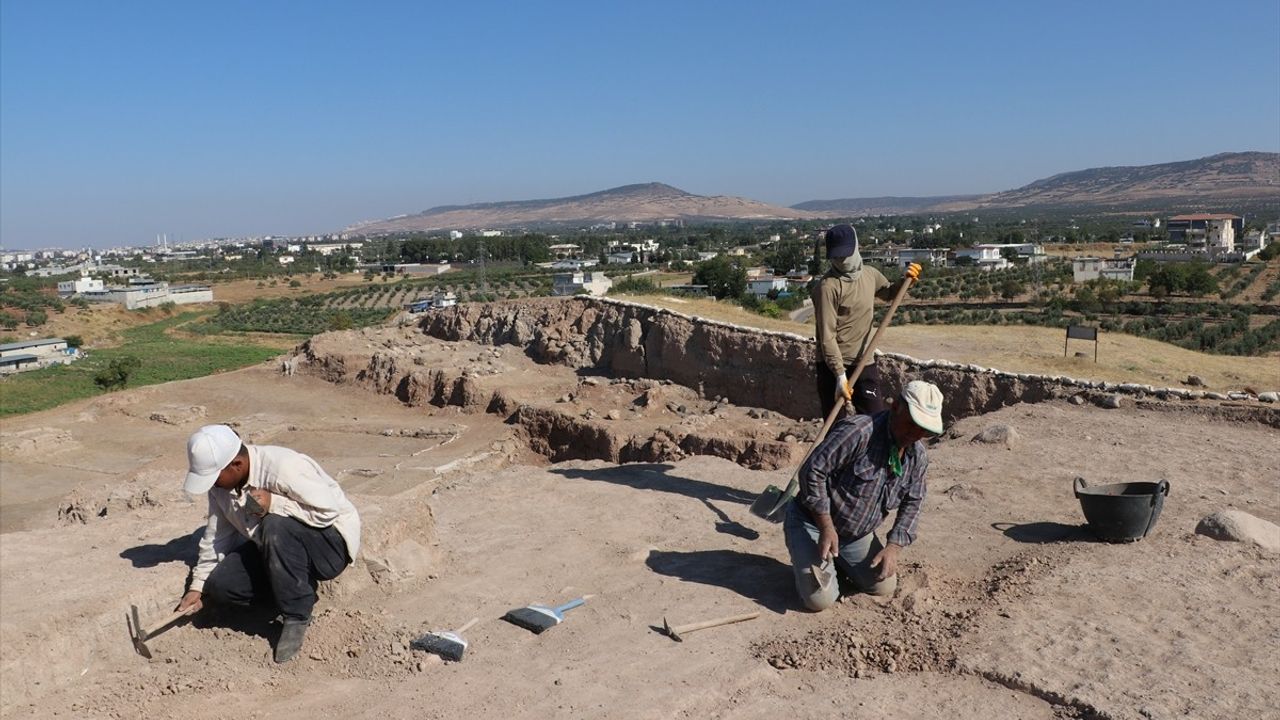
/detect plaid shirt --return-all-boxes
[798,411,928,547]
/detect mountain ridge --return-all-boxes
[345,152,1278,233]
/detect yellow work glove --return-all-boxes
[906,262,922,281]
[835,377,853,405]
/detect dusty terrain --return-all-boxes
[1,298,1278,720]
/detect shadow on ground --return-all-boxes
[701,499,760,540]
[550,463,756,506]
[646,549,795,614]
[992,521,1095,544]
[119,527,204,568]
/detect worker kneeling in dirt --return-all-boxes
[785,381,942,611]
[174,424,361,663]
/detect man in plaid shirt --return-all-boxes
[785,380,944,611]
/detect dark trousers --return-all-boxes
[816,361,884,419]
[203,515,349,622]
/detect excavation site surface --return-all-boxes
[1,297,1277,720]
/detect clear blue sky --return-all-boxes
[3,1,1278,248]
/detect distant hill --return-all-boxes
[792,152,1279,215]
[792,195,984,215]
[972,152,1279,209]
[345,182,813,234]
[345,153,1278,234]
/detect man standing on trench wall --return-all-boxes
[812,223,922,418]
[174,424,362,663]
[785,380,942,610]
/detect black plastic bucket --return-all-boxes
[1073,477,1170,543]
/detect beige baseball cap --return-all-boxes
[184,424,241,494]
[900,380,944,435]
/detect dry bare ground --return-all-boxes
[1,305,1277,720]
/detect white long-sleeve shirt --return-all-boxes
[190,444,361,593]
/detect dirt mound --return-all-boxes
[753,552,1059,678]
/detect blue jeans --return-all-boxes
[783,502,896,611]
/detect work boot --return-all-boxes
[274,619,309,664]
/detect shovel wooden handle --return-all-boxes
[455,617,480,634]
[764,277,916,517]
[670,611,760,636]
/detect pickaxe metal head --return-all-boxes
[661,617,684,642]
[128,604,153,659]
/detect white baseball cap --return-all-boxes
[184,424,242,494]
[900,380,944,435]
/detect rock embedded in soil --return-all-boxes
[971,424,1020,448]
[1195,510,1280,552]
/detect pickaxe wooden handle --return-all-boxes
[128,605,191,659]
[662,611,760,642]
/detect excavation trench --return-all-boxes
[297,296,1277,471]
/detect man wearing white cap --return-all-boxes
[785,380,943,611]
[174,424,361,663]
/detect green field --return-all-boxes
[0,312,282,417]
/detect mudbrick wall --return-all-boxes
[416,297,1279,427]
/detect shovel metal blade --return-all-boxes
[748,485,787,523]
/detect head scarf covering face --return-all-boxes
[831,249,863,280]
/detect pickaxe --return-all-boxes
[127,604,192,659]
[661,611,760,642]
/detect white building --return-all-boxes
[405,291,458,313]
[696,251,719,261]
[897,248,949,268]
[1072,257,1135,283]
[480,230,503,237]
[57,274,106,295]
[552,271,613,297]
[607,239,659,255]
[605,252,636,265]
[747,276,789,297]
[1168,213,1240,254]
[83,281,213,310]
[449,230,464,240]
[95,264,141,278]
[0,338,77,375]
[382,262,452,276]
[278,255,296,265]
[307,242,362,256]
[954,245,1009,271]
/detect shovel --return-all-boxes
[749,276,915,523]
[127,604,192,659]
[412,617,480,662]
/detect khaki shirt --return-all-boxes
[190,444,361,593]
[811,266,892,373]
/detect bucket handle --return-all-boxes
[1152,479,1170,505]
[1073,477,1087,498]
